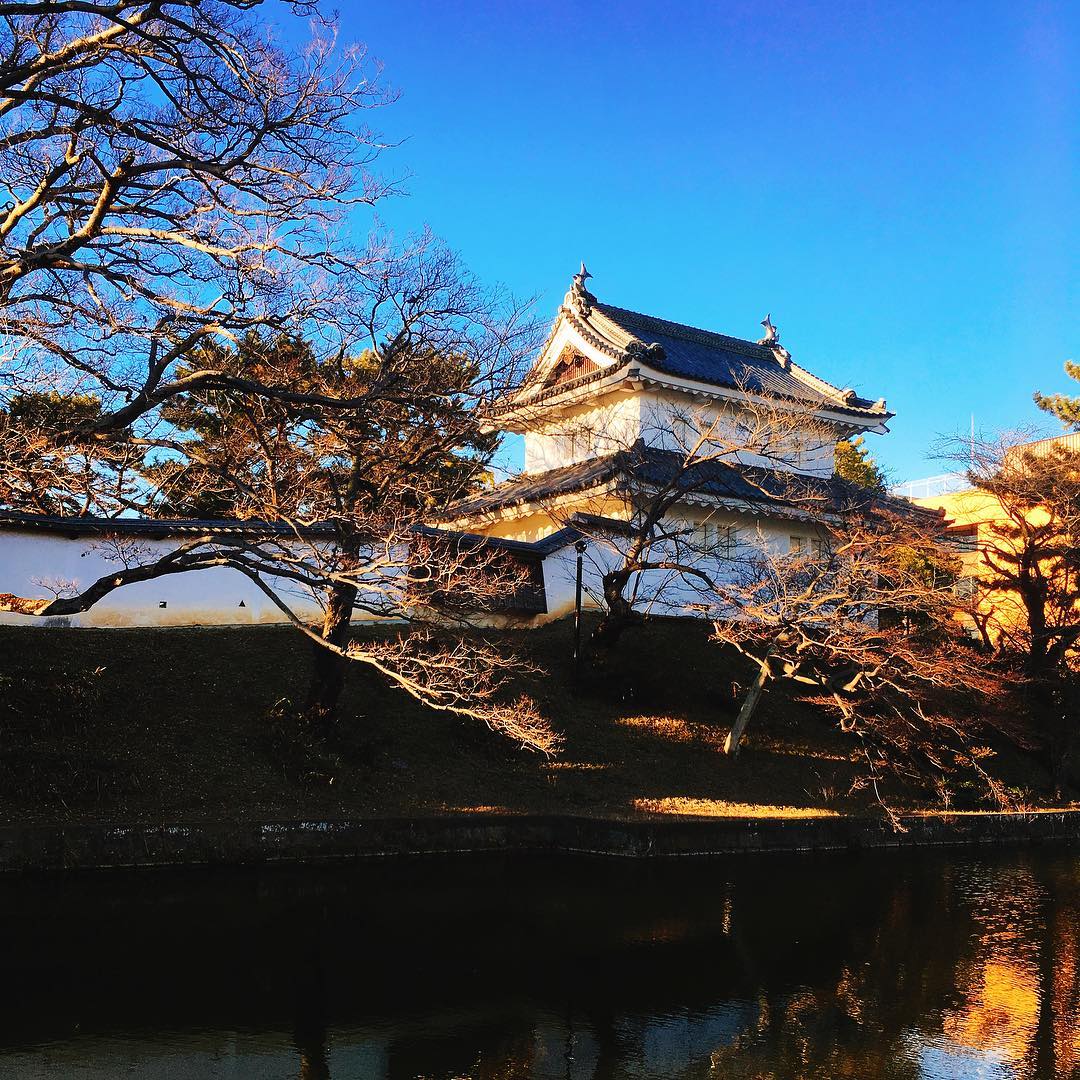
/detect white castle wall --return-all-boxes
[1,508,823,630]
[522,388,840,479]
[523,394,641,473]
[0,529,318,628]
[636,389,838,477]
[535,506,824,623]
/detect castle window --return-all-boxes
[695,522,737,559]
[790,535,827,558]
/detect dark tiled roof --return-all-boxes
[0,510,316,537]
[443,447,929,522]
[441,455,625,520]
[628,448,923,516]
[594,304,883,414]
[0,510,551,556]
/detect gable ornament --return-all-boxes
[624,338,667,363]
[758,313,792,366]
[565,261,596,317]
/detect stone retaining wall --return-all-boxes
[2,810,1079,872]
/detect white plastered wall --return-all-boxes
[534,502,828,625]
[636,388,839,477]
[0,530,321,627]
[523,392,641,474]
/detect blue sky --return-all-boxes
[300,0,1075,482]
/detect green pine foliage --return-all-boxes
[1034,361,1080,431]
[834,436,887,493]
[147,331,498,519]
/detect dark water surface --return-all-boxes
[1,846,1079,1079]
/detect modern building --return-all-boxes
[909,431,1080,646]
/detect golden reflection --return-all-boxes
[932,862,1080,1077]
[1050,906,1080,1074]
[943,957,1040,1068]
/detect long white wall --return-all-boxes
[0,530,316,627]
[1,504,825,629]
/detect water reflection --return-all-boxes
[0,848,1078,1079]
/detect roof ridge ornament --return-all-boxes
[624,338,667,364]
[565,261,596,317]
[758,313,792,366]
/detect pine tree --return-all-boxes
[834,436,887,493]
[1034,361,1080,430]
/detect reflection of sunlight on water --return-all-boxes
[942,959,1040,1069]
[4,852,1080,1079]
[904,1032,1016,1080]
[904,862,1050,1080]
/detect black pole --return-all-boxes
[573,539,587,670]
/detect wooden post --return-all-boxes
[573,539,587,671]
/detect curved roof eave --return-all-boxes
[494,275,894,426]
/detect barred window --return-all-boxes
[791,535,828,559]
[695,522,737,558]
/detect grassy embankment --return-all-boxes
[0,618,1063,825]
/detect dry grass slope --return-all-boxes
[0,617,1064,825]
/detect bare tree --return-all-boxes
[537,384,843,650]
[937,432,1080,784]
[711,498,994,756]
[951,433,1080,680]
[527,383,1002,809]
[1,244,558,751]
[0,4,558,753]
[0,1,402,437]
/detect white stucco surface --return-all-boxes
[0,530,317,627]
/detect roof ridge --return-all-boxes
[782,356,875,409]
[595,303,775,359]
[595,301,886,414]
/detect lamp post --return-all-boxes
[573,539,588,670]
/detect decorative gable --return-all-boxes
[498,268,893,437]
[544,345,599,390]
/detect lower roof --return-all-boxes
[0,509,543,556]
[442,445,932,523]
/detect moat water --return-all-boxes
[0,847,1078,1078]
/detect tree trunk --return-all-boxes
[305,583,357,722]
[724,653,773,756]
[589,572,641,650]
